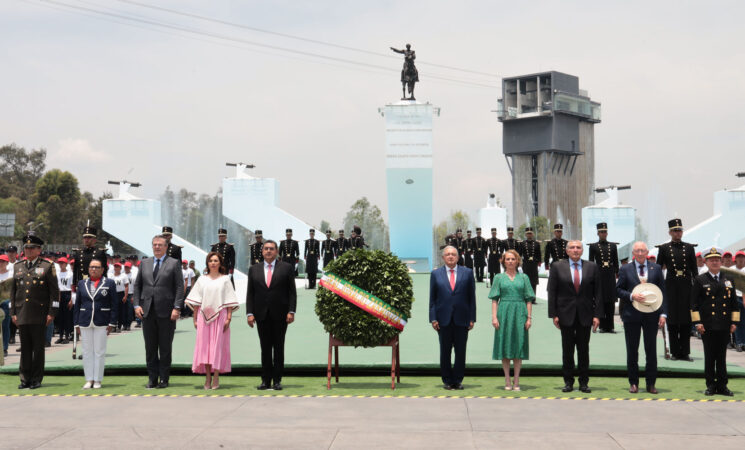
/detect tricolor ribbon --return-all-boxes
[319,273,407,331]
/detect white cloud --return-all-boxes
[52,138,110,163]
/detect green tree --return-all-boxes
[33,169,84,244]
[319,220,331,234]
[343,197,389,251]
[516,216,550,242]
[432,210,473,262]
[0,144,47,239]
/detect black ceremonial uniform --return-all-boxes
[487,236,502,282]
[280,238,300,275]
[336,234,349,257]
[520,239,541,294]
[500,237,520,254]
[588,240,619,332]
[463,235,474,269]
[322,238,337,268]
[691,269,739,393]
[656,240,697,359]
[211,242,236,280]
[166,242,182,262]
[544,238,568,268]
[455,235,465,266]
[472,234,487,282]
[71,246,108,288]
[350,235,365,249]
[304,237,320,288]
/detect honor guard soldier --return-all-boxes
[588,222,620,333]
[691,246,739,396]
[250,230,264,265]
[161,226,183,262]
[472,228,488,282]
[487,228,502,283]
[350,225,366,249]
[304,229,321,288]
[71,226,108,293]
[464,230,475,269]
[520,227,541,303]
[10,233,59,389]
[444,232,457,249]
[500,227,521,254]
[210,228,236,285]
[544,224,568,270]
[280,228,300,276]
[656,218,697,361]
[455,229,465,266]
[322,230,337,267]
[336,230,349,257]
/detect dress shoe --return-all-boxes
[156,381,169,389]
[18,382,30,389]
[8,337,15,344]
[680,356,694,362]
[443,384,454,390]
[82,381,93,390]
[145,380,157,389]
[738,345,745,352]
[3,350,7,357]
[16,347,21,352]
[257,382,270,390]
[705,387,716,396]
[29,382,41,389]
[561,384,573,393]
[646,386,658,394]
[93,382,102,389]
[272,383,283,391]
[452,383,464,390]
[629,385,639,393]
[45,342,51,348]
[54,338,64,344]
[579,385,591,393]
[718,387,734,397]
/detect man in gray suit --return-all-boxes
[133,235,184,389]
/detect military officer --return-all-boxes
[70,225,108,293]
[520,227,541,303]
[280,228,300,276]
[464,230,475,270]
[250,230,264,265]
[10,234,59,389]
[656,218,697,361]
[350,225,366,249]
[336,230,349,257]
[544,224,568,270]
[304,229,321,288]
[210,228,236,285]
[472,228,488,282]
[161,226,183,262]
[487,228,502,283]
[444,233,457,249]
[588,222,620,333]
[322,230,337,268]
[455,229,465,266]
[691,246,739,396]
[500,227,521,254]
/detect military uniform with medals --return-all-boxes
[487,228,502,283]
[304,229,321,289]
[210,228,236,286]
[655,218,697,360]
[250,230,264,266]
[463,231,475,269]
[280,228,300,276]
[71,226,108,291]
[520,228,541,299]
[350,225,365,249]
[322,230,337,268]
[588,222,620,332]
[544,224,568,269]
[472,228,487,282]
[161,226,183,262]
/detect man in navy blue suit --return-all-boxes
[616,241,667,394]
[429,245,476,390]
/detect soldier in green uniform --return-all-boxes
[520,227,541,304]
[250,230,264,266]
[70,226,108,294]
[10,234,59,389]
[472,228,487,282]
[544,224,568,270]
[280,228,300,276]
[487,228,501,283]
[304,229,321,288]
[210,228,236,286]
[588,222,620,333]
[161,226,183,262]
[656,218,697,361]
[336,230,349,257]
[691,247,739,396]
[322,230,337,268]
[464,230,474,270]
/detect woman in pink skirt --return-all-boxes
[186,252,238,390]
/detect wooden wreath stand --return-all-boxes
[327,334,400,390]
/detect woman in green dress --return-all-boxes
[489,250,535,390]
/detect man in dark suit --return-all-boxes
[547,240,602,393]
[133,235,185,389]
[429,245,476,390]
[616,241,667,394]
[246,240,297,390]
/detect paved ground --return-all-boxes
[2,395,745,449]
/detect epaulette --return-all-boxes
[177,245,184,248]
[211,243,218,247]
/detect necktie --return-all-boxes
[639,264,645,277]
[573,263,580,293]
[714,274,719,282]
[449,269,455,291]
[266,264,273,287]
[153,258,160,279]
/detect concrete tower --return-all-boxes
[497,71,601,238]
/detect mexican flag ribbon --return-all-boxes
[319,273,408,331]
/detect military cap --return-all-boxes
[7,245,17,252]
[596,222,608,231]
[254,230,262,236]
[339,229,345,234]
[703,246,723,259]
[491,228,496,232]
[23,234,44,247]
[82,225,97,237]
[554,224,563,230]
[476,227,482,232]
[525,227,534,233]
[668,218,683,231]
[286,228,292,233]
[466,230,472,234]
[353,225,361,234]
[507,227,514,232]
[309,228,315,233]
[162,226,174,235]
[456,228,462,233]
[326,230,332,234]
[218,228,228,236]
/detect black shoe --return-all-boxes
[145,379,158,389]
[562,384,573,393]
[718,387,734,397]
[579,385,591,393]
[452,383,464,390]
[738,345,744,352]
[156,381,168,389]
[45,343,51,348]
[705,387,716,396]
[8,337,15,344]
[135,323,142,328]
[16,347,21,352]
[3,350,7,357]
[680,356,694,362]
[54,338,64,344]
[443,384,454,390]
[257,382,270,390]
[272,383,283,391]
[29,382,41,389]
[18,382,30,389]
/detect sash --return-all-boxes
[319,273,407,331]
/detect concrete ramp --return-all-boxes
[684,186,745,251]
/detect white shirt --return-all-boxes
[445,265,457,285]
[183,268,195,287]
[736,266,745,297]
[569,259,583,284]
[57,269,73,292]
[264,260,275,284]
[112,272,129,293]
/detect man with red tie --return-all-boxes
[429,246,476,390]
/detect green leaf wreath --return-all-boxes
[315,249,414,347]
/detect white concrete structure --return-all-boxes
[581,187,636,257]
[477,194,508,238]
[682,183,745,251]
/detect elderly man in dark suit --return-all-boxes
[547,240,603,393]
[429,245,476,390]
[246,240,297,391]
[133,234,184,389]
[616,241,667,394]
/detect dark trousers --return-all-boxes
[115,291,127,328]
[667,322,691,358]
[702,329,730,390]
[18,323,46,384]
[142,315,176,383]
[1,300,10,351]
[465,255,473,269]
[181,287,193,318]
[474,264,485,282]
[624,316,659,386]
[9,320,17,343]
[256,318,288,384]
[58,292,73,338]
[560,319,591,386]
[437,323,468,385]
